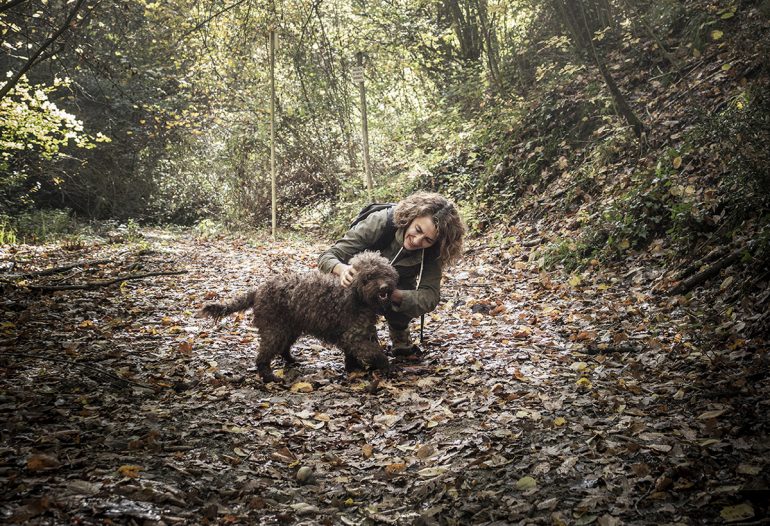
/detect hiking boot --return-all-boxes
[391,344,424,360]
[388,326,423,360]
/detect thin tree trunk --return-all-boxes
[594,58,645,137]
[576,0,645,137]
[476,0,501,89]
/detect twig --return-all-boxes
[26,270,188,291]
[5,258,111,279]
[673,245,731,282]
[521,237,542,248]
[0,351,156,390]
[670,242,754,296]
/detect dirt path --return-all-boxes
[1,230,767,524]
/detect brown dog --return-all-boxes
[200,251,398,383]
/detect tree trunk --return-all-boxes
[445,0,483,62]
[476,0,502,89]
[594,57,645,137]
[551,0,645,138]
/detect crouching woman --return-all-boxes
[318,192,465,358]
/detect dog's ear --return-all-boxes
[348,265,366,301]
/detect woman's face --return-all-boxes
[404,215,438,251]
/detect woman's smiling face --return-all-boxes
[403,215,438,251]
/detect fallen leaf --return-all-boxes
[698,409,727,420]
[270,447,296,463]
[576,377,593,389]
[416,444,436,459]
[27,453,61,471]
[418,466,449,478]
[177,340,194,355]
[515,476,537,490]
[385,463,407,475]
[598,514,621,526]
[490,304,506,316]
[720,502,754,523]
[117,465,143,478]
[736,464,761,475]
[290,381,313,393]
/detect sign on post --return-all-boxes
[351,66,365,84]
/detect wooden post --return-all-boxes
[355,52,374,199]
[269,30,277,240]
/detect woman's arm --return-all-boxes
[318,209,389,283]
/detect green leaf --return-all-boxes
[720,503,754,523]
[515,476,537,490]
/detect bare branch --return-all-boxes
[27,270,188,291]
[0,0,27,13]
[0,0,87,100]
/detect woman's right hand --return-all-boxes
[334,263,358,288]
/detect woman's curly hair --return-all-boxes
[393,192,466,267]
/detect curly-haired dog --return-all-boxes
[200,251,398,383]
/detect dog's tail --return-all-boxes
[199,291,256,321]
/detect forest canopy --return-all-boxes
[1,0,768,246]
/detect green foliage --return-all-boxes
[194,219,227,240]
[696,88,770,221]
[0,76,108,212]
[312,172,422,240]
[537,237,595,272]
[10,209,78,243]
[0,216,18,245]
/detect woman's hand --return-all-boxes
[334,263,358,288]
[390,289,403,305]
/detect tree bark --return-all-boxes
[593,57,645,137]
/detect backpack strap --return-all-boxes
[370,206,397,252]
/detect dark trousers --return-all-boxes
[383,306,412,331]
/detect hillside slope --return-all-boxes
[422,0,769,345]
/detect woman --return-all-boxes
[318,192,465,358]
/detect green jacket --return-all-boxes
[318,209,442,319]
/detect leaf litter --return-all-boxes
[0,229,767,524]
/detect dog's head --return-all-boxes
[349,251,399,309]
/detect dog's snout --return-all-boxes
[378,283,392,300]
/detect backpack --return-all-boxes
[350,203,397,252]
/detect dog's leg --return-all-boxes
[280,333,299,366]
[344,352,364,372]
[339,332,390,376]
[255,330,293,383]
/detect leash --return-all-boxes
[390,247,426,342]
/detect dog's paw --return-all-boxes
[258,367,283,384]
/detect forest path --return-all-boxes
[0,229,766,524]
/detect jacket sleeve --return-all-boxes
[317,209,387,274]
[391,257,442,318]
